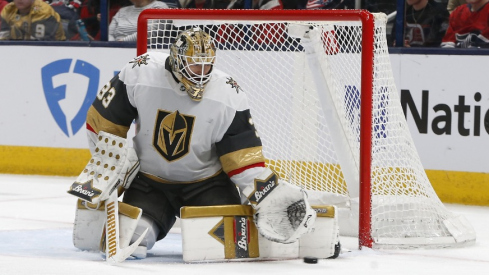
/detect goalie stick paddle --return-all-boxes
[105,191,148,264]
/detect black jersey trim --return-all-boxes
[139,169,223,185]
[216,109,262,157]
[86,106,130,138]
[91,74,138,129]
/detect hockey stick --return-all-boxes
[105,190,148,264]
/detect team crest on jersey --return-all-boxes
[153,110,195,162]
[226,77,243,94]
[129,54,150,68]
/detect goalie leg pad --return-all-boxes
[129,216,160,259]
[180,205,260,262]
[179,205,336,262]
[117,201,144,249]
[73,199,106,251]
[72,199,143,252]
[299,205,340,259]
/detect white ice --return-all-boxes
[0,174,488,275]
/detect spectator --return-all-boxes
[109,0,168,41]
[441,0,489,48]
[78,0,101,39]
[362,0,396,13]
[447,0,467,13]
[49,0,79,40]
[180,0,282,9]
[0,0,7,28]
[179,0,221,8]
[305,0,354,9]
[160,0,179,8]
[76,0,131,40]
[281,0,308,9]
[0,0,66,40]
[0,0,8,13]
[391,0,449,47]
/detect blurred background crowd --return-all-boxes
[0,0,488,48]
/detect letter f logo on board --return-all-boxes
[41,59,99,137]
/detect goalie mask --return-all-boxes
[170,28,216,101]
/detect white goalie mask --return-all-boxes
[169,27,216,101]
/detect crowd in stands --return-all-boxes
[442,0,489,48]
[390,0,450,47]
[0,0,487,48]
[109,0,167,41]
[387,0,489,48]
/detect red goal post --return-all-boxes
[136,9,475,249]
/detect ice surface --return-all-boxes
[0,174,488,275]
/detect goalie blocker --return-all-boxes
[180,204,340,262]
[68,131,146,263]
[67,131,140,206]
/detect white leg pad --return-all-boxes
[73,200,106,251]
[117,202,143,249]
[179,204,340,262]
[129,216,160,259]
[299,205,340,258]
[259,205,339,259]
[180,205,259,262]
[72,199,143,252]
[257,237,299,259]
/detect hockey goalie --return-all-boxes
[67,27,339,263]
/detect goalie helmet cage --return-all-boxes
[137,9,475,249]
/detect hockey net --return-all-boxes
[137,9,475,249]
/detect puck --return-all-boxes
[303,256,318,264]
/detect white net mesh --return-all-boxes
[140,10,475,248]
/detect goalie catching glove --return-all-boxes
[68,131,140,205]
[240,168,316,244]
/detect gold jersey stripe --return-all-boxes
[140,170,223,184]
[87,106,130,138]
[219,146,265,174]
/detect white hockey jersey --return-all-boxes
[86,52,266,183]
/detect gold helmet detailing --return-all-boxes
[170,27,216,101]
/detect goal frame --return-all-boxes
[137,8,377,248]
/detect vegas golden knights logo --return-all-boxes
[153,110,195,162]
